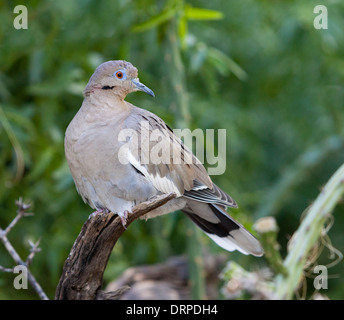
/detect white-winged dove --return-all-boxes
[64,60,263,256]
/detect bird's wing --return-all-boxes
[124,106,237,209]
[183,180,238,208]
[123,107,212,197]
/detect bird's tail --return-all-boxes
[182,199,263,257]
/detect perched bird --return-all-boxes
[65,60,263,256]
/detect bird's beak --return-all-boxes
[132,79,155,97]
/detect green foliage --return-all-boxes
[1,0,344,299]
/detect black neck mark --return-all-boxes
[102,85,115,90]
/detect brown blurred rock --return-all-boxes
[105,254,227,300]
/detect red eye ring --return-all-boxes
[116,71,123,79]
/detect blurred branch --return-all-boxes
[256,135,344,218]
[0,198,48,300]
[166,16,190,127]
[254,216,287,276]
[55,192,176,300]
[274,163,344,299]
[165,8,205,298]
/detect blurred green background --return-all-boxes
[1,0,344,299]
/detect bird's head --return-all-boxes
[85,60,155,99]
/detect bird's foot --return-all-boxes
[119,210,129,229]
[88,208,109,219]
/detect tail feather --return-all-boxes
[182,200,263,257]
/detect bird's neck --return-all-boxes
[66,91,131,137]
[66,94,131,142]
[84,84,128,101]
[83,89,130,117]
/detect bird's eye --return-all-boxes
[114,70,126,80]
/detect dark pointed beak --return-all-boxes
[132,79,155,97]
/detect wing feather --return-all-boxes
[125,107,213,196]
[184,181,237,208]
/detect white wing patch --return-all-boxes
[127,151,182,197]
[191,184,208,191]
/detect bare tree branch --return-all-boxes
[26,239,42,267]
[0,198,48,300]
[0,266,14,273]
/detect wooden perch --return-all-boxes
[55,192,176,300]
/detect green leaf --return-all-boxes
[132,7,177,33]
[0,104,25,183]
[28,147,55,181]
[185,5,224,21]
[189,43,208,72]
[178,16,188,49]
[207,48,248,81]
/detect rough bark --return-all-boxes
[55,193,176,300]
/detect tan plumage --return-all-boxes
[65,60,263,257]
